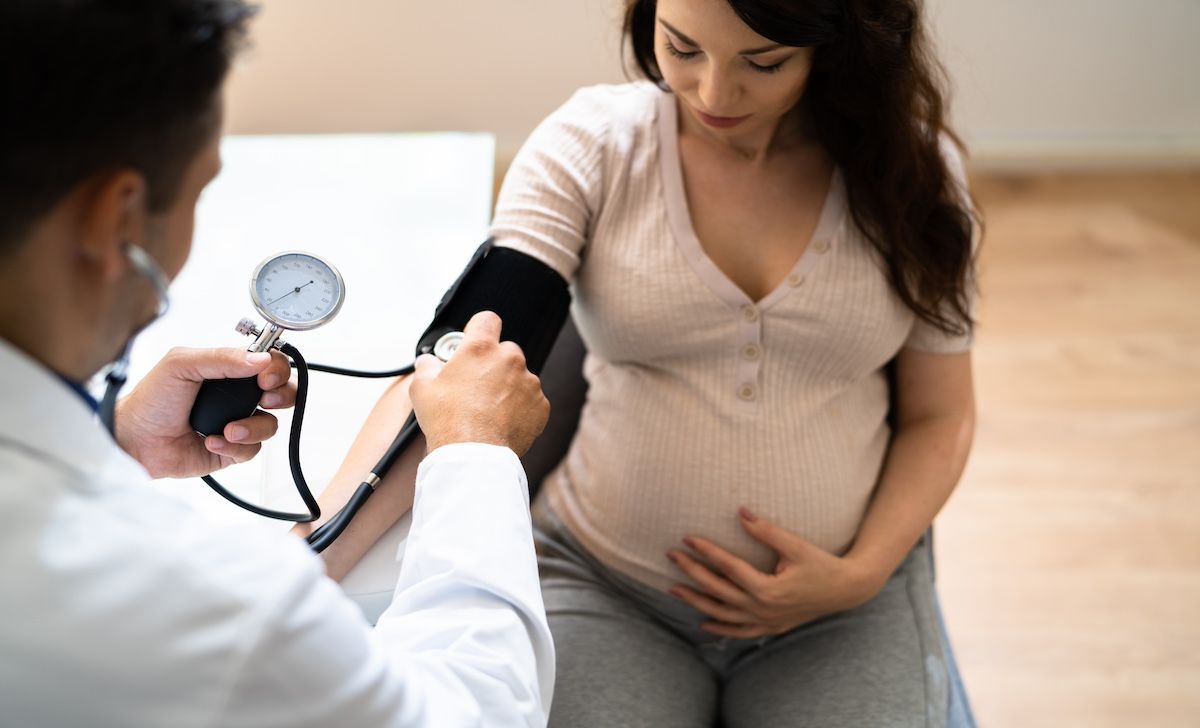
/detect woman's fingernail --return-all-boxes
[228,426,248,442]
[261,392,282,407]
[666,551,678,563]
[246,352,271,365]
[209,437,226,451]
[739,507,758,522]
[261,374,280,389]
[683,537,697,550]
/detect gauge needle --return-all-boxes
[266,280,315,307]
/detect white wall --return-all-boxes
[929,0,1200,169]
[225,0,1200,170]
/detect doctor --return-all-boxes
[0,1,554,726]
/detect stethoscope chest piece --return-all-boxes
[432,331,464,362]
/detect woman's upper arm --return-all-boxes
[489,89,611,283]
[894,347,975,426]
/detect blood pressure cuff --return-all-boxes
[416,239,571,375]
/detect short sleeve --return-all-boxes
[489,88,612,282]
[903,136,979,354]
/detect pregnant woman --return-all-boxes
[487,0,980,725]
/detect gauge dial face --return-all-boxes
[250,252,344,330]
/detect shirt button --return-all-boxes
[742,344,761,360]
[787,273,805,287]
[742,305,759,322]
[814,240,831,254]
[738,383,757,401]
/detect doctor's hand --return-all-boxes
[666,508,888,638]
[409,311,550,457]
[114,348,297,479]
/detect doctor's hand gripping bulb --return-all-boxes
[184,252,346,525]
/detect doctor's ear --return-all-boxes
[76,169,149,281]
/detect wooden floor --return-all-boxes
[936,172,1200,727]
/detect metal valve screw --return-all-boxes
[236,318,262,338]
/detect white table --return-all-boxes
[125,134,495,623]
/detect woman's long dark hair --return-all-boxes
[625,0,978,337]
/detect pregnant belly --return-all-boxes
[548,402,889,589]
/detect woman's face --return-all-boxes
[653,0,815,138]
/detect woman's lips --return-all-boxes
[696,110,752,129]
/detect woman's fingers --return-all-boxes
[699,621,773,640]
[682,536,769,594]
[668,549,753,608]
[669,584,758,626]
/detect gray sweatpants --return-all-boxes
[533,500,955,728]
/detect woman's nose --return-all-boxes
[697,65,739,114]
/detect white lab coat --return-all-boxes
[0,339,554,727]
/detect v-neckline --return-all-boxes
[657,91,846,311]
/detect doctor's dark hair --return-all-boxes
[0,0,255,255]
[624,0,978,337]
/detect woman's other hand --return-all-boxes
[666,507,889,638]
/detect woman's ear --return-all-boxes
[76,169,148,282]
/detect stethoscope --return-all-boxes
[104,248,460,553]
[99,243,172,436]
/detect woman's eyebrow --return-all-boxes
[658,19,699,46]
[659,18,786,56]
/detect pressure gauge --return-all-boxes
[250,251,345,332]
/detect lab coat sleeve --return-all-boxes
[376,442,555,725]
[220,443,554,728]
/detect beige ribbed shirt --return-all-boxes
[491,82,973,592]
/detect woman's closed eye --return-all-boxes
[747,58,786,74]
[744,49,792,74]
[664,40,700,61]
[665,39,789,75]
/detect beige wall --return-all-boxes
[225,0,626,161]
[226,0,1200,170]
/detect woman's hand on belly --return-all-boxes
[665,507,886,638]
